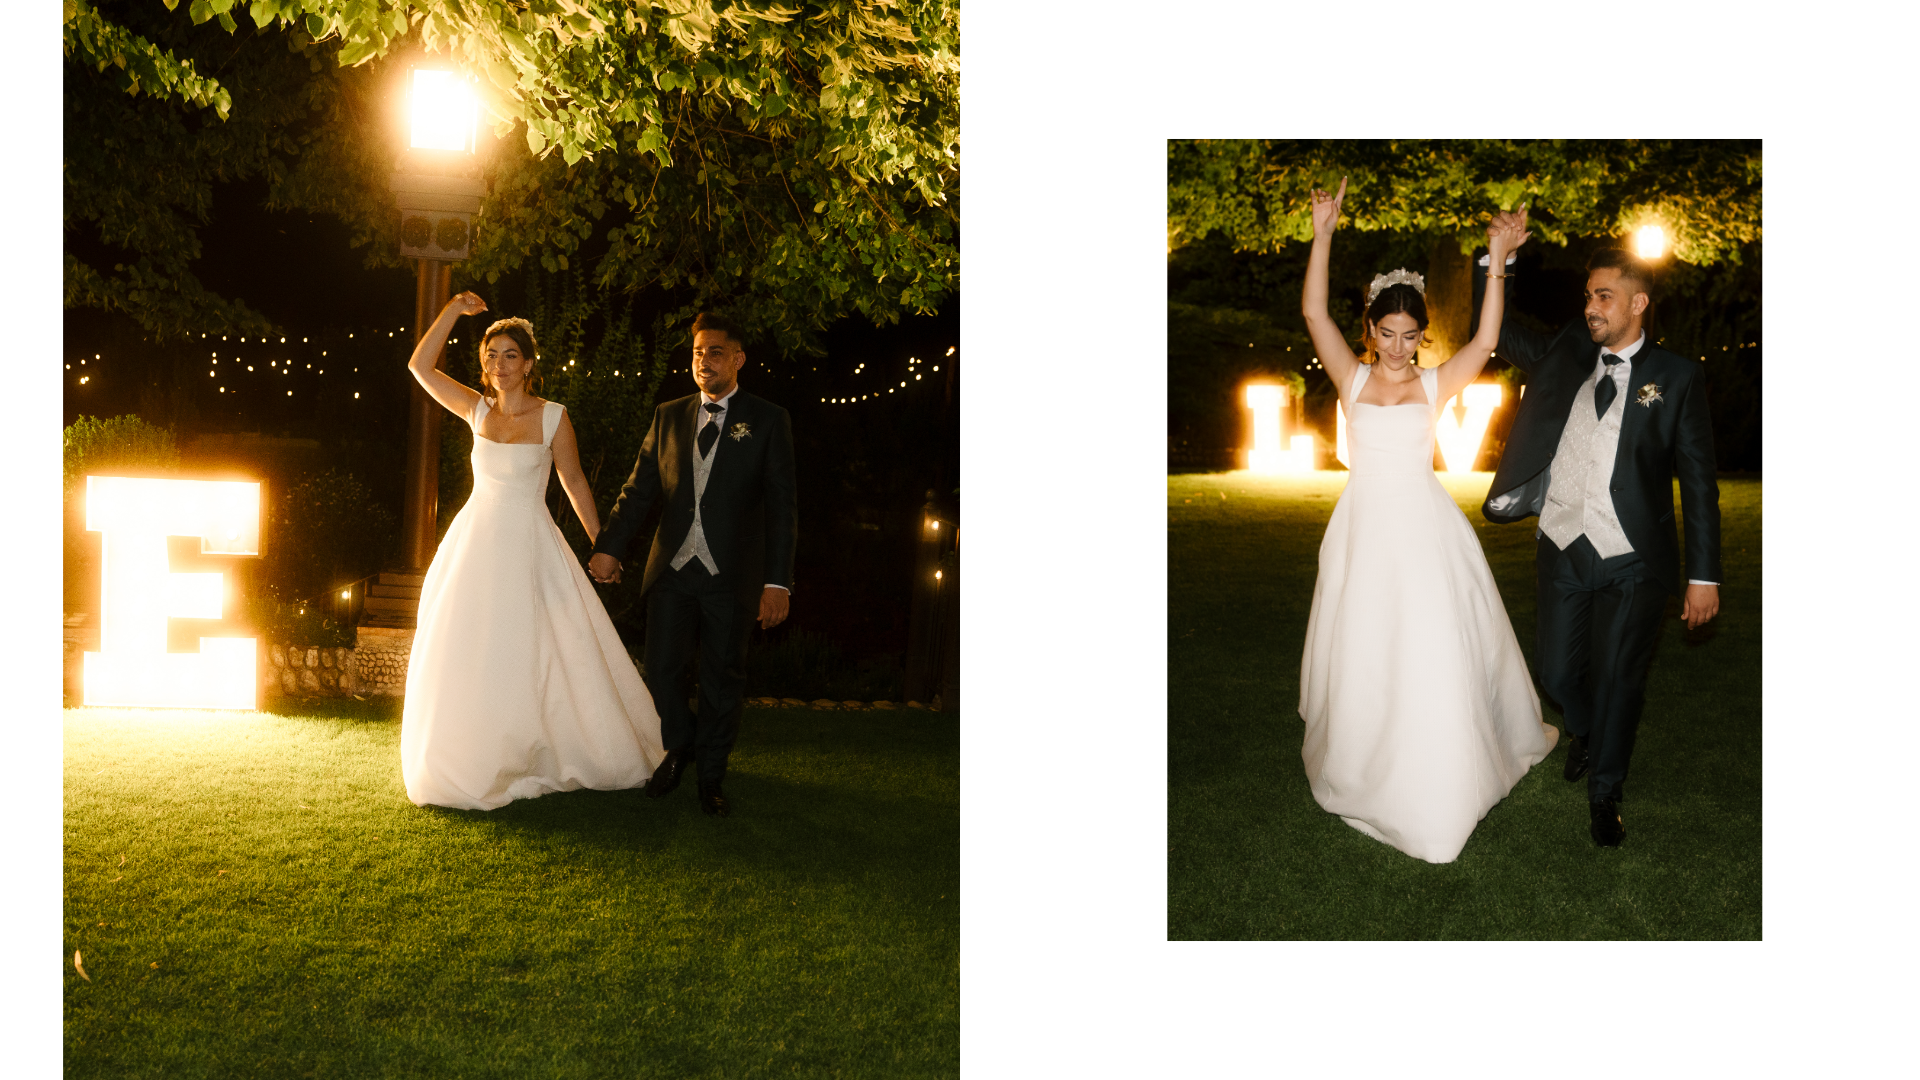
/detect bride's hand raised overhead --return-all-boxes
[444,291,489,319]
[1309,176,1347,239]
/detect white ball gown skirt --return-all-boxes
[400,399,665,810]
[1299,366,1556,864]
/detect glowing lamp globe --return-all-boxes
[1634,224,1667,260]
[409,69,477,153]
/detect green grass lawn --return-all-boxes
[64,701,958,1078]
[1168,472,1760,940]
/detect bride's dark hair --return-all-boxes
[479,317,543,401]
[1359,283,1433,363]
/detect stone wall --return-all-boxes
[62,616,415,705]
[350,626,413,697]
[63,619,947,712]
[261,626,414,700]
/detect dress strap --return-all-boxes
[1347,362,1371,408]
[542,400,564,447]
[1421,366,1441,412]
[470,393,490,432]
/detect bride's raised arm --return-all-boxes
[1435,208,1530,402]
[1301,176,1363,400]
[407,292,487,420]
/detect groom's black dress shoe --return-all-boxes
[1563,735,1590,782]
[698,781,730,818]
[646,750,691,799]
[1589,798,1624,848]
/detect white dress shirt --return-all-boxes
[690,385,788,594]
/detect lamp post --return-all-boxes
[363,68,484,629]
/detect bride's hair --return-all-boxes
[1359,283,1432,363]
[479,317,542,401]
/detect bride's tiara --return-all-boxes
[1366,268,1426,305]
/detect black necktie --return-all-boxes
[697,402,723,458]
[1593,353,1624,418]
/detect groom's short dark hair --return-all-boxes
[691,312,744,348]
[1586,247,1655,302]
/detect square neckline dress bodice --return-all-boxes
[399,397,665,810]
[1297,364,1557,863]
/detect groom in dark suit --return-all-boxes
[1481,232,1721,848]
[587,312,797,818]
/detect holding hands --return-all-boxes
[1487,205,1531,261]
[1309,176,1347,239]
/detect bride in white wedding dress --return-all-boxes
[397,291,664,810]
[1296,180,1557,864]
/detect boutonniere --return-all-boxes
[729,421,752,442]
[1636,383,1663,407]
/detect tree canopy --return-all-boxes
[1169,139,1760,265]
[64,0,958,349]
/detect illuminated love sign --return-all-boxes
[1336,381,1503,474]
[83,476,262,710]
[1244,383,1314,473]
[1435,383,1503,474]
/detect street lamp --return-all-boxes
[1634,224,1667,261]
[365,67,486,630]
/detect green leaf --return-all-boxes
[526,125,547,154]
[217,10,237,32]
[761,93,786,118]
[188,0,212,24]
[304,13,324,37]
[562,142,583,167]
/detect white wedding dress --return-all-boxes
[1299,364,1556,864]
[400,397,665,810]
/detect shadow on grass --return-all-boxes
[376,707,960,883]
[259,695,403,723]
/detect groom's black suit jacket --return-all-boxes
[1482,319,1721,594]
[592,389,798,601]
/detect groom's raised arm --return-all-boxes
[761,405,798,591]
[592,404,667,563]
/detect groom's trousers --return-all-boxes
[643,560,756,785]
[1535,533,1669,804]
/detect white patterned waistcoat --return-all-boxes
[1539,359,1634,559]
[669,415,722,576]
